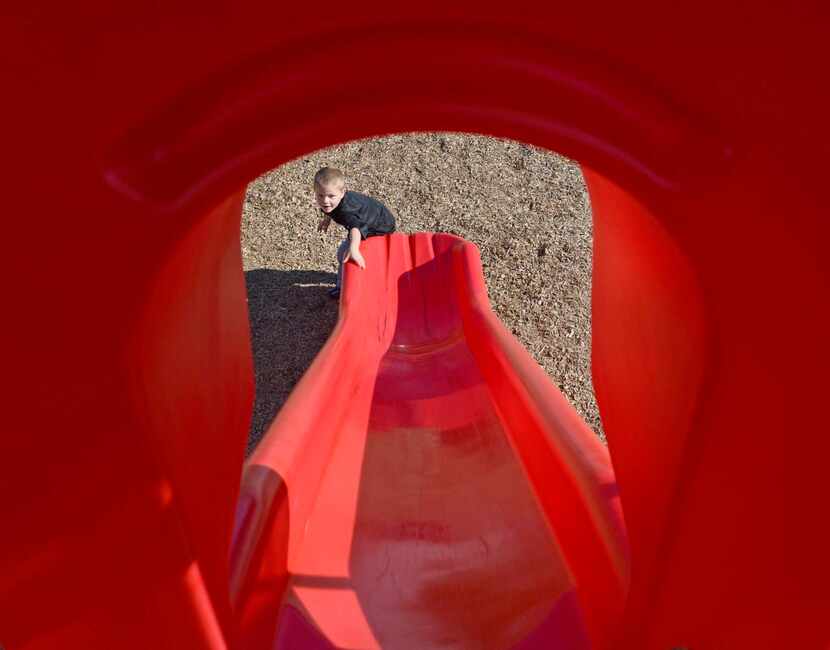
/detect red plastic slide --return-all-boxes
[230,233,628,649]
[3,2,830,649]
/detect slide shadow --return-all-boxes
[244,269,339,453]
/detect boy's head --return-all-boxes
[314,167,346,213]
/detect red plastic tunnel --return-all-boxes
[1,2,829,649]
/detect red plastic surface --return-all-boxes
[232,233,625,648]
[2,3,830,649]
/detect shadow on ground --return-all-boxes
[245,269,339,454]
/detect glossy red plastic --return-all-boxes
[232,233,627,648]
[2,2,830,649]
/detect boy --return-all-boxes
[314,167,396,298]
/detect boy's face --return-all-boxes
[315,181,346,213]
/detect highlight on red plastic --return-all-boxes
[2,4,829,649]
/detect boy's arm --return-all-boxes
[343,226,366,269]
[317,215,331,232]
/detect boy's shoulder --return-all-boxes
[342,190,382,211]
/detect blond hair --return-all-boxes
[314,167,345,188]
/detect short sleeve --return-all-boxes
[340,211,370,239]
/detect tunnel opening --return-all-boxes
[241,133,601,454]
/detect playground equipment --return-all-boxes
[231,233,627,648]
[2,2,829,649]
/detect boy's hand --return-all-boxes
[343,248,366,270]
[317,216,331,232]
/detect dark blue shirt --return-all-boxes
[327,190,396,240]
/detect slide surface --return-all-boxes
[231,233,628,649]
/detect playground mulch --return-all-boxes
[241,133,599,453]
